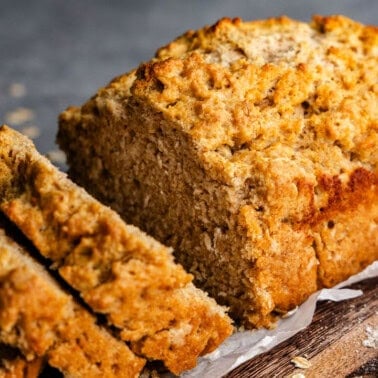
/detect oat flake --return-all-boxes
[46,150,66,164]
[20,126,40,139]
[291,356,312,369]
[362,326,378,348]
[5,107,34,125]
[291,374,306,378]
[9,83,26,98]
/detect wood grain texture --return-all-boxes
[226,277,377,378]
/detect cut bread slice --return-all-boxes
[0,125,232,374]
[0,219,145,378]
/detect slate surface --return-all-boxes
[1,0,377,157]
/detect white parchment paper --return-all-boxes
[181,261,378,378]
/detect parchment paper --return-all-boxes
[182,261,378,378]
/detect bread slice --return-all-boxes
[0,220,145,378]
[58,15,378,328]
[0,125,232,374]
[0,344,44,378]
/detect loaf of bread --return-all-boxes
[58,15,378,328]
[0,125,232,374]
[0,218,145,378]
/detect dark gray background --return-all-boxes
[1,0,377,157]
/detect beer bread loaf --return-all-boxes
[58,15,378,327]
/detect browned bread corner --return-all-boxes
[0,125,233,375]
[58,15,378,328]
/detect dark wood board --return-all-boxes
[226,277,377,378]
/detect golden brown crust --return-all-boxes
[0,126,232,374]
[58,15,378,328]
[0,226,145,378]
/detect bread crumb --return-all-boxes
[362,326,378,348]
[5,107,34,125]
[291,356,312,369]
[9,83,26,98]
[20,126,40,139]
[46,149,66,164]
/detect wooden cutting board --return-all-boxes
[226,277,377,378]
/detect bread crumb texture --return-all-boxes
[58,15,378,328]
[0,126,232,375]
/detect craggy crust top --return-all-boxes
[84,14,378,219]
[78,15,378,185]
[63,15,378,223]
[71,16,378,189]
[140,15,378,171]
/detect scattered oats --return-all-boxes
[9,83,26,98]
[5,107,34,125]
[46,149,66,164]
[291,356,312,369]
[291,374,306,378]
[362,326,378,348]
[20,125,40,139]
